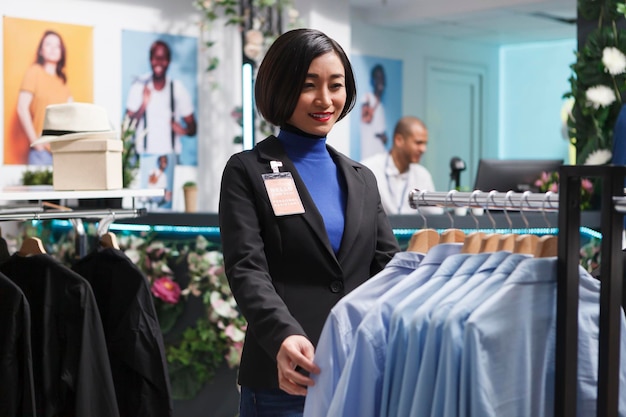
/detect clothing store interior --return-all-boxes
[1,0,626,416]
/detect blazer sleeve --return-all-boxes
[219,153,306,360]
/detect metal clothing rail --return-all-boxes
[408,189,559,211]
[0,207,148,258]
[0,208,147,222]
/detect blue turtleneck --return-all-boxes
[277,127,346,254]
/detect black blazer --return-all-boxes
[72,248,172,417]
[219,136,399,389]
[0,254,119,417]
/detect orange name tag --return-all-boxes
[262,172,306,216]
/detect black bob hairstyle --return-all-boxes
[255,28,357,128]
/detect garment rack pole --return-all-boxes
[558,165,625,417]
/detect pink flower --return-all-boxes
[151,277,181,304]
[581,178,594,194]
[549,183,558,193]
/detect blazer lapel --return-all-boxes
[329,148,366,262]
[257,137,338,262]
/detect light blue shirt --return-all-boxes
[324,243,462,417]
[459,257,626,417]
[390,252,492,417]
[303,251,424,417]
[431,253,531,417]
[405,251,512,417]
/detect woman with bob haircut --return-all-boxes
[218,28,399,416]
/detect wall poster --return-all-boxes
[121,29,198,211]
[350,54,402,162]
[3,16,93,166]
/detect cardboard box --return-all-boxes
[50,139,123,190]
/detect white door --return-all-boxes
[423,60,484,192]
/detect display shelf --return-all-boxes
[0,186,164,202]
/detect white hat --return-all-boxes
[32,102,118,146]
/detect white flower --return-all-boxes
[585,85,616,109]
[584,148,612,165]
[602,47,626,75]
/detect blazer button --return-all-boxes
[329,280,344,293]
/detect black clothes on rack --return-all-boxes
[0,234,9,263]
[0,254,120,417]
[0,271,35,417]
[72,247,173,417]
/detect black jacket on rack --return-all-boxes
[0,254,120,417]
[0,271,36,417]
[72,247,173,417]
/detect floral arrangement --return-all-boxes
[193,0,301,73]
[534,171,595,210]
[564,0,626,165]
[120,233,246,400]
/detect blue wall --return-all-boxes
[499,40,576,161]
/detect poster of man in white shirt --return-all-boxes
[350,56,402,161]
[122,30,198,210]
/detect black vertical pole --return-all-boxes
[555,166,580,417]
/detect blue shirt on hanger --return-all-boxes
[303,250,424,417]
[390,252,491,417]
[431,253,531,417]
[326,246,467,417]
[459,257,626,417]
[406,251,512,417]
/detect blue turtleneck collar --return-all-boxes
[277,125,328,160]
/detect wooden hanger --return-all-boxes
[440,228,465,243]
[479,233,502,253]
[513,234,540,255]
[497,234,517,251]
[18,236,46,256]
[461,231,486,254]
[534,234,558,258]
[407,229,440,253]
[100,232,120,250]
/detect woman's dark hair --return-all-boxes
[255,28,357,127]
[36,30,67,84]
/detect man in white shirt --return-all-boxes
[361,116,440,215]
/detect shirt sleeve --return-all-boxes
[125,82,144,113]
[173,79,194,118]
[20,65,38,93]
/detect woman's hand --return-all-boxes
[276,335,321,396]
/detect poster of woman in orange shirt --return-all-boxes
[3,17,93,165]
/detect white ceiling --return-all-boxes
[349,0,577,45]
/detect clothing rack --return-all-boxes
[0,187,159,257]
[410,167,625,417]
[408,189,559,212]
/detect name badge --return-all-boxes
[262,172,306,216]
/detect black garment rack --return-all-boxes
[410,165,626,417]
[557,164,626,417]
